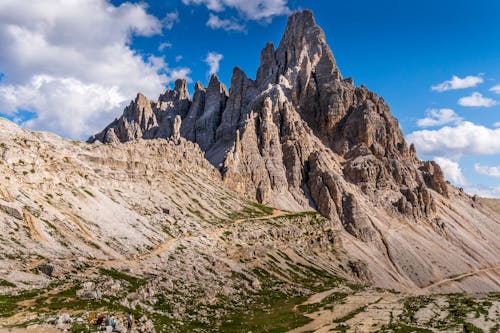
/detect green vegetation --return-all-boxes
[228,201,274,220]
[217,268,311,333]
[0,279,16,288]
[82,188,95,197]
[98,268,147,292]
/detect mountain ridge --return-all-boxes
[88,9,500,292]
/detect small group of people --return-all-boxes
[92,312,134,333]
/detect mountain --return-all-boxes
[90,10,500,293]
[0,9,499,333]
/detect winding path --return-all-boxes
[421,265,500,292]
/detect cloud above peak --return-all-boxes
[207,14,246,32]
[205,52,224,76]
[431,75,483,92]
[183,0,291,20]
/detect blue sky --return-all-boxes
[0,0,499,196]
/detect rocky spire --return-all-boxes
[89,9,449,235]
[193,74,228,151]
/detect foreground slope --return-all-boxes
[2,117,499,332]
[0,117,364,331]
[90,10,500,293]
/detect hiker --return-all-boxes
[106,314,117,329]
[96,314,105,326]
[126,313,134,333]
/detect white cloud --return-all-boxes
[474,164,500,178]
[165,68,193,84]
[490,84,500,94]
[458,92,496,107]
[205,52,223,76]
[175,55,183,62]
[158,42,173,51]
[431,75,483,92]
[417,108,462,127]
[0,75,126,137]
[162,11,179,30]
[494,122,500,128]
[183,0,291,20]
[434,157,467,186]
[0,0,190,139]
[406,121,500,158]
[206,14,246,32]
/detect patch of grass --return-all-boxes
[298,292,348,313]
[82,188,95,197]
[98,268,147,292]
[0,279,16,288]
[379,324,433,333]
[0,289,42,317]
[332,305,367,323]
[463,322,484,333]
[218,291,310,333]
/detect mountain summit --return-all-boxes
[89,10,499,291]
[90,10,445,220]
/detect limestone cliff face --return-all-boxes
[89,10,448,239]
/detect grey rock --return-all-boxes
[89,9,449,240]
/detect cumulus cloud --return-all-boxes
[431,75,483,92]
[490,84,500,94]
[0,0,190,139]
[205,52,223,76]
[417,108,462,127]
[182,0,291,20]
[474,164,500,178]
[206,14,246,32]
[0,75,126,137]
[434,157,467,186]
[458,92,497,107]
[406,121,500,158]
[494,122,500,128]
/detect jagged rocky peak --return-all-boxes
[89,9,449,239]
[257,9,341,87]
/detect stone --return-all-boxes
[0,200,23,220]
[89,9,451,236]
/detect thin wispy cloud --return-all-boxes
[206,14,246,32]
[458,92,496,107]
[182,0,291,20]
[475,164,500,178]
[417,108,462,127]
[158,42,173,51]
[163,11,180,30]
[431,75,483,92]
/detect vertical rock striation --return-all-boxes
[89,10,449,240]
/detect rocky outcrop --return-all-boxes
[89,9,450,241]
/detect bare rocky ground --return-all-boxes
[0,118,499,332]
